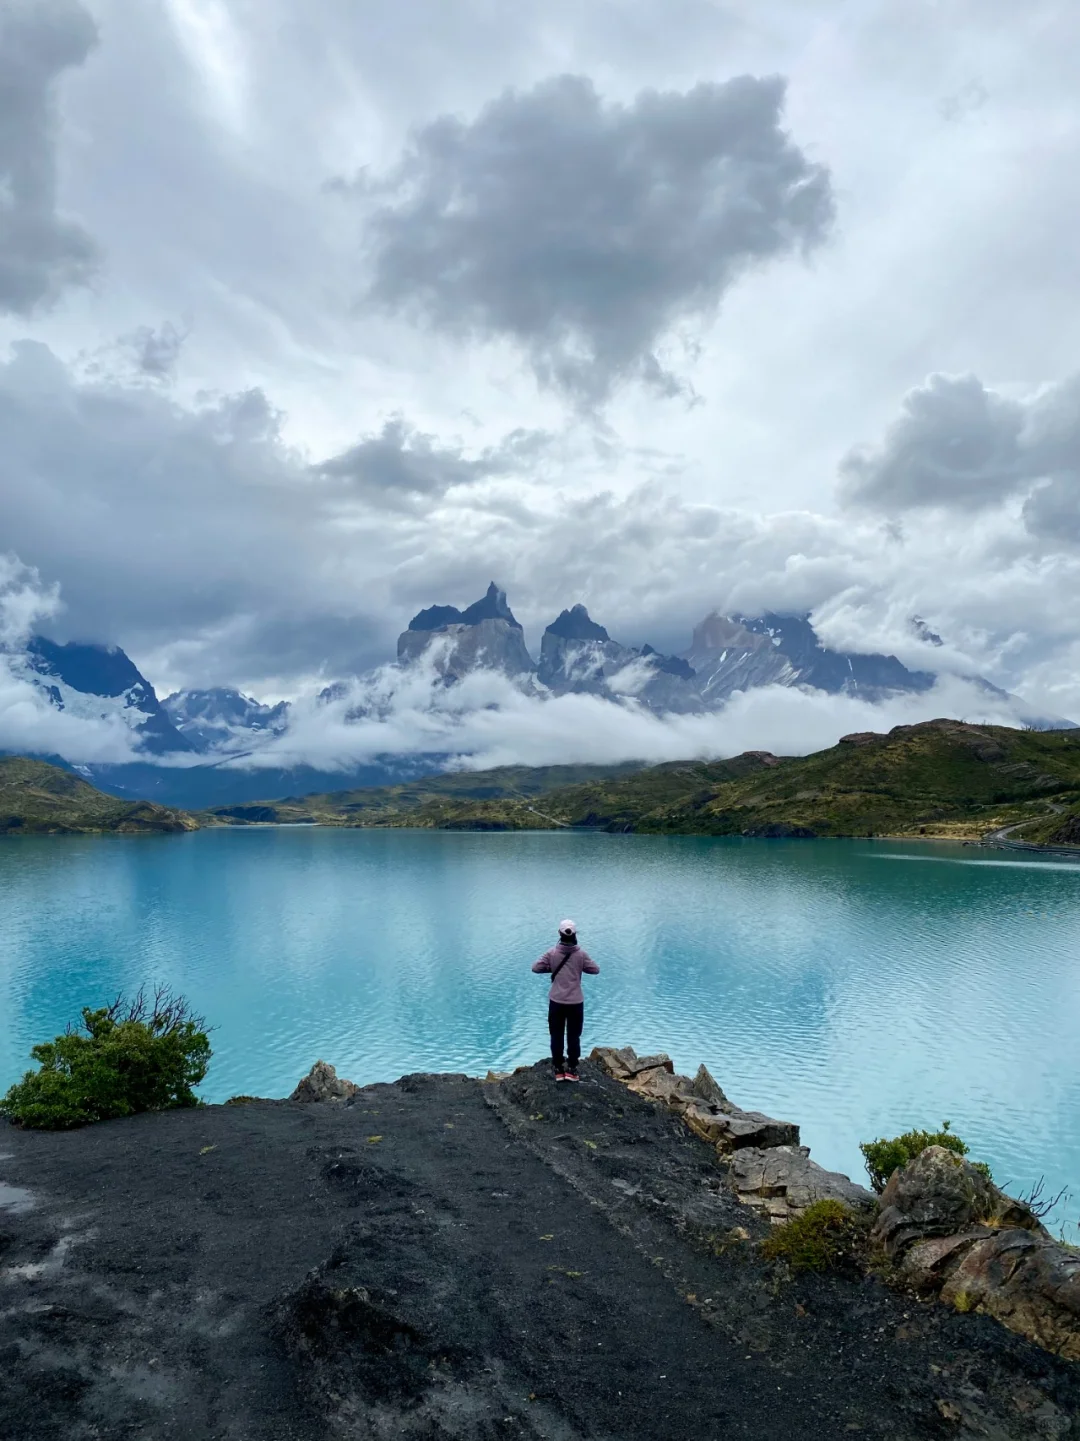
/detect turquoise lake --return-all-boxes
[2,829,1079,1231]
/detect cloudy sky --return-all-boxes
[3,0,1080,722]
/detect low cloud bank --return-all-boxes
[217,657,1041,776]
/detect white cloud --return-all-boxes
[216,651,1046,777]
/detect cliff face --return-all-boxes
[397,616,536,680]
[397,582,537,681]
[538,605,704,713]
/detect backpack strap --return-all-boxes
[549,946,576,983]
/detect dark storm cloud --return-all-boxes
[316,417,552,504]
[839,374,1029,510]
[353,74,834,403]
[0,340,559,688]
[839,371,1080,535]
[0,0,100,315]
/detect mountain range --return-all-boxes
[6,582,1072,808]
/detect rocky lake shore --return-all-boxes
[1,1053,1078,1440]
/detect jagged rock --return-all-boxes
[289,1060,360,1103]
[538,610,704,714]
[625,1068,696,1108]
[683,1105,800,1154]
[726,1145,875,1221]
[546,605,610,642]
[590,1045,637,1078]
[690,1064,730,1109]
[397,616,536,679]
[590,1046,674,1079]
[939,1230,1080,1362]
[407,582,523,633]
[901,1231,991,1290]
[867,1145,1080,1361]
[871,1146,1047,1262]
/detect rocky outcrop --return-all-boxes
[940,1231,1080,1361]
[728,1146,875,1221]
[589,1045,869,1221]
[1047,811,1080,846]
[871,1146,1080,1361]
[289,1060,361,1103]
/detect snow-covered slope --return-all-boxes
[162,688,290,753]
[20,638,192,754]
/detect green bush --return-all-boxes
[759,1200,868,1273]
[859,1120,988,1193]
[0,987,211,1129]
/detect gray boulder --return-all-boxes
[289,1060,361,1103]
[726,1145,875,1222]
[590,1046,674,1080]
[871,1146,1047,1262]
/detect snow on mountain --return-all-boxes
[162,688,290,754]
[19,638,193,755]
[684,612,937,705]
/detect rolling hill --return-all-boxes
[202,720,1080,841]
[0,758,198,835]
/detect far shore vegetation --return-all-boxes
[3,719,1079,843]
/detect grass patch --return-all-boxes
[759,1201,870,1273]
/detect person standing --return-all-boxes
[532,919,600,1082]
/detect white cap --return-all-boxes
[559,918,577,935]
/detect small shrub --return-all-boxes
[0,986,211,1130]
[759,1200,868,1273]
[859,1120,990,1193]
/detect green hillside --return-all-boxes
[202,720,1080,841]
[0,757,198,835]
[203,761,650,827]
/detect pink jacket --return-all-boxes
[532,942,600,1004]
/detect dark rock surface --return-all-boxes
[2,1066,1078,1440]
[544,604,610,642]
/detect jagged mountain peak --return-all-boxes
[408,581,521,633]
[545,605,610,642]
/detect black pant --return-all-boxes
[548,1001,584,1068]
